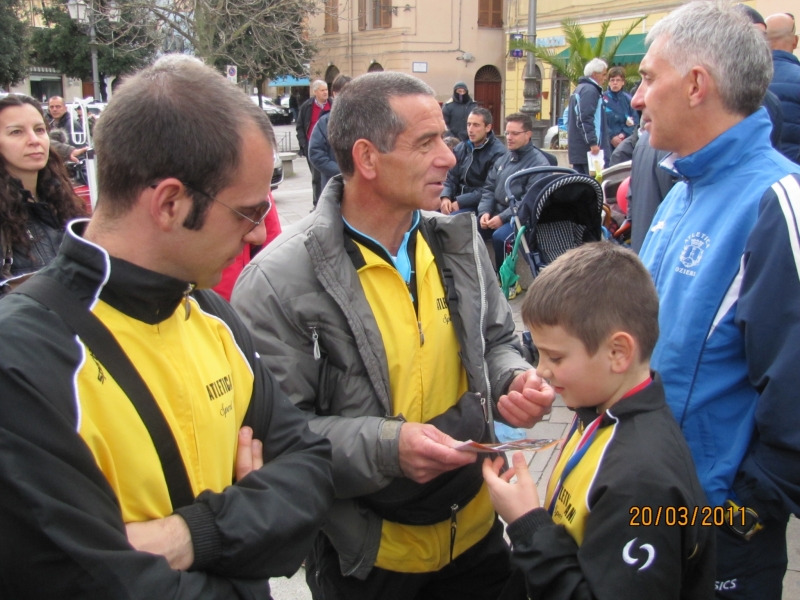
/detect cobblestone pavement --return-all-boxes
[266,124,799,600]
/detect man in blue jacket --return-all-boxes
[440,107,506,219]
[308,74,352,199]
[766,12,800,163]
[634,3,800,598]
[567,58,611,174]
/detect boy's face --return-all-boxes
[530,324,618,411]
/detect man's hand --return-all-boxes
[235,426,263,481]
[479,213,491,229]
[590,144,600,155]
[610,133,625,148]
[126,515,194,570]
[485,215,503,230]
[482,452,540,524]
[399,422,476,483]
[497,369,555,429]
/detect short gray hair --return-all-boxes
[646,0,772,116]
[584,58,608,77]
[311,79,328,93]
[328,72,434,177]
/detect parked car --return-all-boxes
[251,95,292,125]
[271,146,283,190]
[544,125,560,149]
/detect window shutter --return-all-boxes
[359,0,366,30]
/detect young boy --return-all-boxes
[483,242,715,599]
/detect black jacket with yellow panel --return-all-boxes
[0,220,334,599]
[506,374,715,600]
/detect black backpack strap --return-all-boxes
[420,218,464,342]
[12,275,195,510]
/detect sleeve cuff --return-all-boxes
[376,419,404,478]
[506,508,555,546]
[174,501,222,571]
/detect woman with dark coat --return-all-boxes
[0,94,86,294]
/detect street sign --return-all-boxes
[226,65,237,83]
[510,33,524,58]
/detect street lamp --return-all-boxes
[519,0,549,147]
[66,0,101,101]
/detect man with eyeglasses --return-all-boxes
[0,55,334,598]
[766,12,800,163]
[477,112,550,281]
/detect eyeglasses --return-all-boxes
[504,130,528,137]
[150,182,271,232]
[787,13,796,35]
[184,183,271,232]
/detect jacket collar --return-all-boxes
[510,141,535,162]
[575,372,666,428]
[659,108,773,185]
[469,131,496,151]
[578,76,602,93]
[56,219,194,325]
[773,49,800,65]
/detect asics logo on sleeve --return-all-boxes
[623,538,656,571]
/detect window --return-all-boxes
[324,0,338,33]
[358,0,366,30]
[372,0,392,29]
[478,0,502,28]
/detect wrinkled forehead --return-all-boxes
[49,99,65,107]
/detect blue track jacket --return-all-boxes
[640,108,800,523]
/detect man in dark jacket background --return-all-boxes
[441,107,506,218]
[478,113,549,273]
[442,82,478,141]
[296,80,332,205]
[766,12,800,163]
[568,59,611,174]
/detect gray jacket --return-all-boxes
[232,176,529,579]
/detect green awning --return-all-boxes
[555,33,647,65]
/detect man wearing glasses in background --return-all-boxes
[0,55,334,598]
[477,112,550,278]
[766,12,800,163]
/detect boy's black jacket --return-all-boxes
[506,373,715,600]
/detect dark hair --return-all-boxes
[505,112,533,132]
[331,74,352,95]
[0,94,86,249]
[328,72,434,177]
[608,66,626,80]
[521,242,659,360]
[93,55,275,229]
[469,107,493,127]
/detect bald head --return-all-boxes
[766,13,798,52]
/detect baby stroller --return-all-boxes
[502,166,604,287]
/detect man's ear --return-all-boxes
[687,66,712,108]
[607,331,636,374]
[149,179,193,232]
[351,139,379,181]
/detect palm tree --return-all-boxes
[512,17,646,86]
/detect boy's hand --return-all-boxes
[482,452,540,524]
[498,369,555,429]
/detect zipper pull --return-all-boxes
[417,321,425,346]
[183,284,195,320]
[449,504,458,563]
[310,327,321,360]
[480,396,489,423]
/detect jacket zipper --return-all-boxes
[470,216,494,433]
[449,503,459,563]
[310,326,321,360]
[183,283,195,320]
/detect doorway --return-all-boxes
[473,65,502,134]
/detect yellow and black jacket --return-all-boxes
[506,374,716,600]
[0,221,334,599]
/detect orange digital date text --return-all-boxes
[628,506,748,527]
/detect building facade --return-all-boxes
[307,0,508,131]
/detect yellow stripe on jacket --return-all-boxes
[354,234,495,573]
[76,297,254,523]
